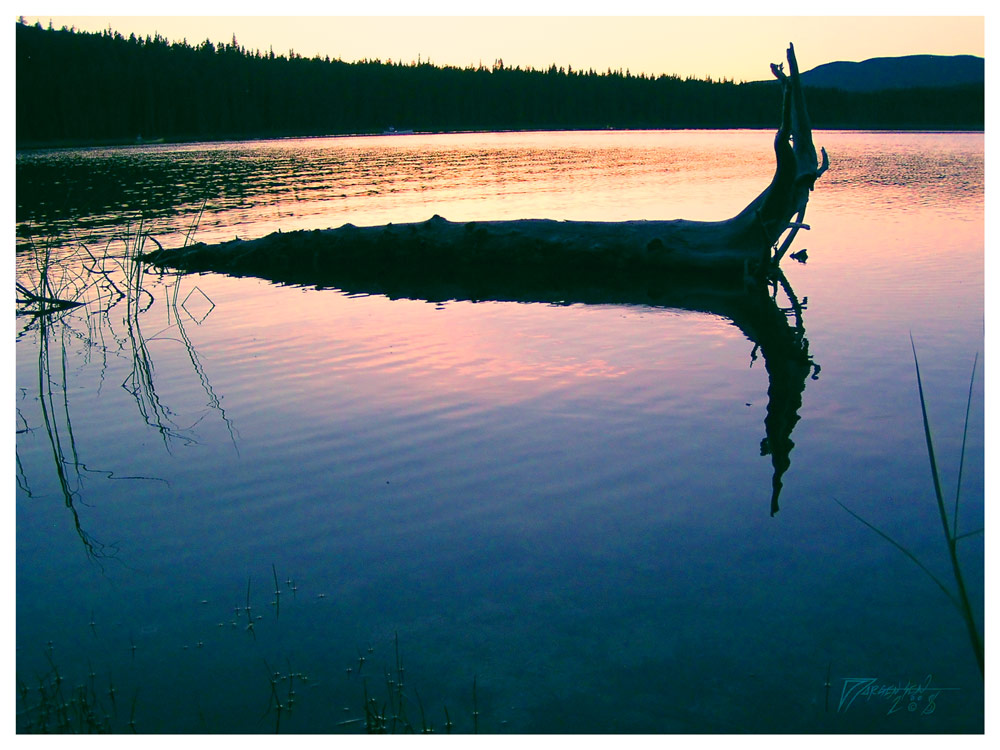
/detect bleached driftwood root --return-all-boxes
[145,44,827,284]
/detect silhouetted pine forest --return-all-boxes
[16,20,984,148]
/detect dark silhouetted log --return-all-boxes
[146,44,827,284]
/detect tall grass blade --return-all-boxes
[910,337,984,675]
[833,498,961,612]
[953,352,978,539]
[953,528,983,542]
[909,336,946,515]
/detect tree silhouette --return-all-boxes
[15,21,984,148]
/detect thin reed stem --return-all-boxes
[953,352,978,539]
[910,337,984,675]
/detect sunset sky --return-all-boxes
[21,6,986,84]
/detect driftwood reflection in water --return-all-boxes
[351,268,818,515]
[152,247,816,513]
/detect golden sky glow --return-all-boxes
[20,8,985,83]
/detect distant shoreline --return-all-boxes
[15,126,985,152]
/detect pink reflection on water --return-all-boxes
[185,274,755,416]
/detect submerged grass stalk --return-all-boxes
[472,674,479,734]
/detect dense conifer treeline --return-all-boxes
[15,21,984,147]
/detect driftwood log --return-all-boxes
[145,44,827,284]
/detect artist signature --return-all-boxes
[837,675,961,715]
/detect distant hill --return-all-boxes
[797,54,984,92]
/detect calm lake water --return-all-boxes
[15,130,984,733]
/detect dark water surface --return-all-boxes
[15,130,984,733]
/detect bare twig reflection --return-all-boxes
[30,311,120,566]
[166,276,239,452]
[15,215,237,561]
